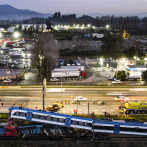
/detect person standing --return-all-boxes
[2,103,3,107]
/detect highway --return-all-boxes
[0,87,147,115]
[0,88,147,98]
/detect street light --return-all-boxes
[106,25,109,29]
[14,32,19,38]
[99,58,103,70]
[144,57,147,66]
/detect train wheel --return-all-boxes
[131,111,133,113]
[138,111,140,114]
[142,111,145,114]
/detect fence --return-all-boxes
[0,81,108,86]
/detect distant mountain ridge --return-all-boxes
[0,4,147,21]
[0,4,52,20]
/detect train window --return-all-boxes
[46,116,52,120]
[120,127,147,133]
[59,118,65,123]
[71,120,78,125]
[39,115,45,120]
[79,122,85,126]
[94,126,114,130]
[52,117,58,122]
[85,123,91,127]
[19,112,26,117]
[13,112,20,116]
[32,114,39,119]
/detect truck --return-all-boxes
[51,70,86,79]
[119,101,147,114]
[9,52,22,56]
[57,66,85,71]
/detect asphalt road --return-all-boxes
[0,88,147,98]
[0,87,147,114]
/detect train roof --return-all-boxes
[94,119,147,126]
[9,106,92,121]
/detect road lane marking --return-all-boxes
[129,88,147,91]
[88,94,98,95]
[62,94,73,95]
[30,91,41,92]
[107,92,142,95]
[4,94,19,95]
[7,91,21,92]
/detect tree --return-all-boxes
[58,12,61,18]
[53,12,58,18]
[101,33,124,59]
[18,24,22,32]
[31,33,59,78]
[142,70,147,82]
[46,20,52,31]
[115,70,126,81]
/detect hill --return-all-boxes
[0,4,52,20]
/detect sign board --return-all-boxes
[6,70,10,75]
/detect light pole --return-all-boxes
[42,78,46,111]
[99,58,103,71]
[134,56,137,65]
[61,72,63,98]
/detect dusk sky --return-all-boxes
[0,0,147,15]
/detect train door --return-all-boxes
[114,125,120,133]
[65,118,71,127]
[26,112,32,120]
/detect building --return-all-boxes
[125,65,147,79]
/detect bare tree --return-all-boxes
[31,33,59,78]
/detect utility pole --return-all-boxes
[77,85,78,113]
[88,103,89,115]
[92,113,95,141]
[61,72,62,98]
[42,78,46,111]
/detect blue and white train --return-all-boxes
[9,107,147,136]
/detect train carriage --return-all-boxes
[9,106,147,136]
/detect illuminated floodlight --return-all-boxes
[93,26,95,29]
[54,26,58,29]
[106,25,109,28]
[22,53,25,57]
[87,24,91,27]
[14,32,19,38]
[144,57,147,61]
[100,58,103,62]
[137,58,140,61]
[0,33,2,37]
[134,56,136,59]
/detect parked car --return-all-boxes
[3,79,12,83]
[108,77,115,81]
[112,80,122,84]
[74,96,87,101]
[50,78,60,82]
[102,68,105,71]
[114,96,130,102]
[110,67,114,71]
